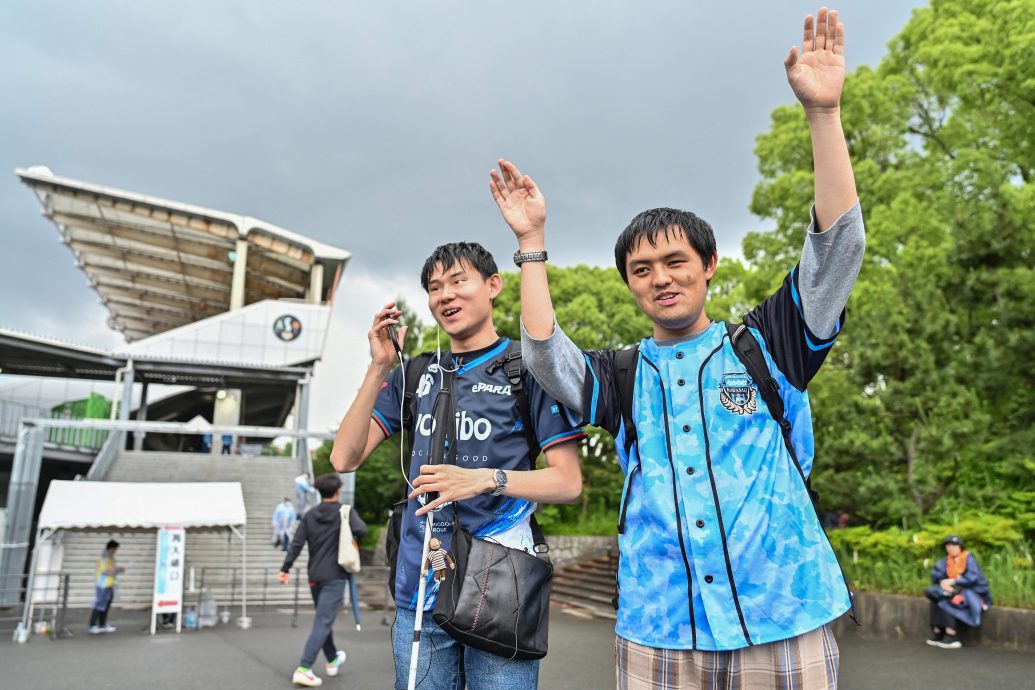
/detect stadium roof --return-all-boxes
[0,327,310,386]
[16,166,350,341]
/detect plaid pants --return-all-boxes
[616,625,839,690]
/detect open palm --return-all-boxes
[785,8,846,111]
[489,160,546,240]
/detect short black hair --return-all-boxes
[420,242,498,292]
[613,208,716,284]
[313,473,342,499]
[106,539,120,550]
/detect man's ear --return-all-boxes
[487,273,503,300]
[704,252,719,281]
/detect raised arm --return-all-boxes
[490,160,587,413]
[329,303,407,472]
[785,7,858,230]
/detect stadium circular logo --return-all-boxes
[273,314,302,342]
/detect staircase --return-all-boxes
[55,452,320,610]
[550,553,618,620]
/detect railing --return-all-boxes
[2,571,72,642]
[195,566,380,629]
[0,401,49,442]
[84,429,125,481]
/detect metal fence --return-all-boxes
[1,571,73,642]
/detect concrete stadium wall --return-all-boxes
[831,591,1035,652]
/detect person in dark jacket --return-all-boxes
[278,473,368,686]
[924,535,992,649]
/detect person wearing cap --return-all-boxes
[924,535,992,649]
[88,539,125,634]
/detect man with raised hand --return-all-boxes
[491,7,864,689]
[329,242,585,689]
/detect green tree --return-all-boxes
[749,0,1035,527]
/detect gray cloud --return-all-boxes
[1,1,924,415]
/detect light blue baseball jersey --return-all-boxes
[583,268,853,651]
[373,337,585,611]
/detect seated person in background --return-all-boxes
[925,535,992,649]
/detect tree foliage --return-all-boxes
[749,0,1035,529]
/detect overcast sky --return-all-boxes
[0,1,924,430]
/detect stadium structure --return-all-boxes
[0,167,354,637]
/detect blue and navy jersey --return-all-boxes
[583,267,851,651]
[373,337,585,611]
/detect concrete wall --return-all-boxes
[831,591,1035,651]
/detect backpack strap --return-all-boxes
[489,340,548,554]
[726,322,818,506]
[614,345,640,456]
[401,352,436,436]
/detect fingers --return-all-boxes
[489,170,509,204]
[499,159,525,191]
[372,303,401,328]
[523,174,541,199]
[815,7,828,51]
[832,15,845,56]
[784,45,798,69]
[802,14,814,53]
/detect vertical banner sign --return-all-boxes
[151,526,185,634]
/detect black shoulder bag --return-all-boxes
[430,342,554,660]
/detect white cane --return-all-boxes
[406,362,453,690]
[407,510,434,690]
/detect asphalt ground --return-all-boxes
[2,607,1032,689]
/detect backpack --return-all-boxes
[384,340,544,598]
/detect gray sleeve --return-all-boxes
[798,201,866,339]
[520,320,586,415]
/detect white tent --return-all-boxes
[19,481,249,641]
[37,481,246,529]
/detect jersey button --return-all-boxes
[677,378,685,386]
[696,519,705,528]
[676,351,684,359]
[704,575,714,584]
[686,466,695,475]
[682,424,690,433]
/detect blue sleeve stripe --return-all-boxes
[790,267,804,317]
[804,331,836,352]
[585,353,600,425]
[372,409,394,437]
[540,430,586,450]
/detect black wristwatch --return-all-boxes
[513,249,548,266]
[491,468,508,496]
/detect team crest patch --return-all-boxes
[719,372,757,415]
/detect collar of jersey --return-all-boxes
[451,337,508,376]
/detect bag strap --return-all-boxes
[614,345,640,455]
[726,322,817,505]
[489,340,549,554]
[402,352,436,435]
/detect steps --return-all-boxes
[52,452,395,611]
[550,553,618,620]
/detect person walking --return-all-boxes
[272,497,297,551]
[88,539,124,634]
[278,474,368,687]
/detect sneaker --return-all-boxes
[926,631,944,647]
[88,626,103,635]
[325,650,346,677]
[292,667,323,687]
[936,633,962,649]
[101,625,116,633]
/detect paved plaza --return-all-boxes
[2,607,1033,689]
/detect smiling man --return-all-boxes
[329,242,585,690]
[490,7,865,689]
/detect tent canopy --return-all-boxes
[38,481,246,530]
